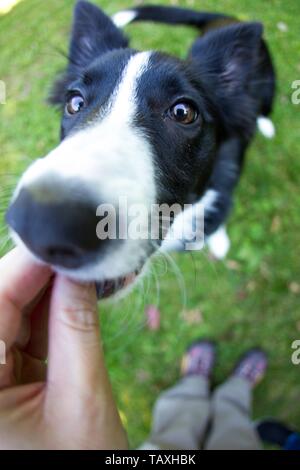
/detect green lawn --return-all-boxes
[0,0,299,448]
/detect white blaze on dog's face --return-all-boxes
[7,52,157,292]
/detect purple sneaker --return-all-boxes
[233,348,268,387]
[181,340,216,379]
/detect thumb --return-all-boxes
[47,275,107,395]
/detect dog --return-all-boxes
[6,2,276,298]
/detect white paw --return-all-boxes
[207,226,230,260]
[257,116,276,139]
[161,203,205,252]
[112,10,137,28]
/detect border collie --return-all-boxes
[6,2,276,298]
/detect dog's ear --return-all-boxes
[189,22,263,139]
[49,1,128,106]
[67,1,128,71]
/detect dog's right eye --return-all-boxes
[167,101,198,125]
[65,94,85,115]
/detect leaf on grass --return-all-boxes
[271,215,281,233]
[181,308,203,325]
[226,259,241,271]
[236,290,247,301]
[277,22,288,32]
[260,262,271,279]
[136,369,151,383]
[145,305,160,331]
[118,409,128,428]
[289,282,300,295]
[246,281,257,292]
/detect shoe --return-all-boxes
[232,348,268,387]
[181,339,216,379]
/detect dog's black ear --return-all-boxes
[49,1,128,106]
[189,22,263,139]
[67,1,128,71]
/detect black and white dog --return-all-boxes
[6,2,276,298]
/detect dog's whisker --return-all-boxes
[146,259,161,312]
[102,278,149,353]
[150,250,169,277]
[162,251,187,311]
[149,240,187,311]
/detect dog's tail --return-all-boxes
[112,5,232,29]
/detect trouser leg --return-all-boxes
[205,377,261,450]
[140,375,211,450]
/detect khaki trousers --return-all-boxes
[140,375,261,450]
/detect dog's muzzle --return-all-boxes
[5,177,116,270]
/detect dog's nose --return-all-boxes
[6,181,105,269]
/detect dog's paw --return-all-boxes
[206,225,230,260]
[257,116,276,139]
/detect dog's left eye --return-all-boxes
[168,102,198,125]
[65,94,85,115]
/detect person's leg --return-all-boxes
[140,340,216,450]
[205,376,261,450]
[205,349,268,450]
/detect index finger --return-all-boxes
[0,247,52,349]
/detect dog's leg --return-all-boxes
[161,138,245,258]
[202,138,247,259]
[206,225,230,259]
[257,116,276,139]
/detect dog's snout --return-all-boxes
[35,244,84,270]
[6,180,105,269]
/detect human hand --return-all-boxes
[0,248,128,449]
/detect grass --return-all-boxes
[0,0,300,448]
